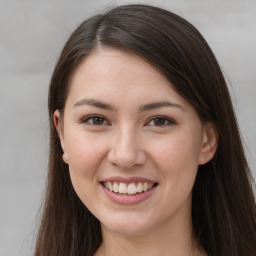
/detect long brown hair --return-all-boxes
[34,4,256,256]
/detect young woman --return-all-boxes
[34,4,256,256]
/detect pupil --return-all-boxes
[154,118,165,126]
[93,117,103,125]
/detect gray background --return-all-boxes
[0,0,255,255]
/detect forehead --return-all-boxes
[71,48,167,86]
[66,48,190,110]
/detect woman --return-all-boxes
[34,4,256,256]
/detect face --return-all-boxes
[55,48,217,237]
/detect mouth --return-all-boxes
[101,181,158,196]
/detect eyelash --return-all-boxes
[79,115,176,127]
[79,115,110,126]
[146,116,176,127]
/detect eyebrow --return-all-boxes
[73,98,184,112]
[139,101,184,112]
[73,98,116,111]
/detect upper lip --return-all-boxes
[101,176,158,184]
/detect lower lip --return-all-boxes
[101,184,157,205]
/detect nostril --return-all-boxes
[107,147,147,169]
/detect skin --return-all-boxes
[54,48,218,256]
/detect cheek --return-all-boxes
[149,135,201,219]
[151,132,202,192]
[66,129,105,167]
[154,134,200,168]
[64,131,107,195]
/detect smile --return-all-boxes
[102,181,155,195]
[100,177,158,204]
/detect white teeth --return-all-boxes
[108,181,113,192]
[119,183,128,194]
[128,183,137,195]
[143,183,148,192]
[103,181,155,195]
[113,182,119,193]
[136,182,143,193]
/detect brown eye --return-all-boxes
[91,116,105,125]
[153,117,166,126]
[147,116,175,127]
[81,115,109,126]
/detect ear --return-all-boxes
[199,122,218,165]
[54,110,69,164]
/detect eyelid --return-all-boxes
[79,114,110,126]
[146,115,176,127]
[78,114,176,127]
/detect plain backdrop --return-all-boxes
[0,0,255,255]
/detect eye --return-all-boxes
[146,116,176,127]
[80,115,109,126]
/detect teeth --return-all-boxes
[128,183,136,194]
[119,183,128,194]
[103,181,155,195]
[136,182,143,193]
[108,181,113,192]
[143,183,148,192]
[113,182,119,193]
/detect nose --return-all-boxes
[107,127,146,170]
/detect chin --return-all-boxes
[99,213,155,236]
